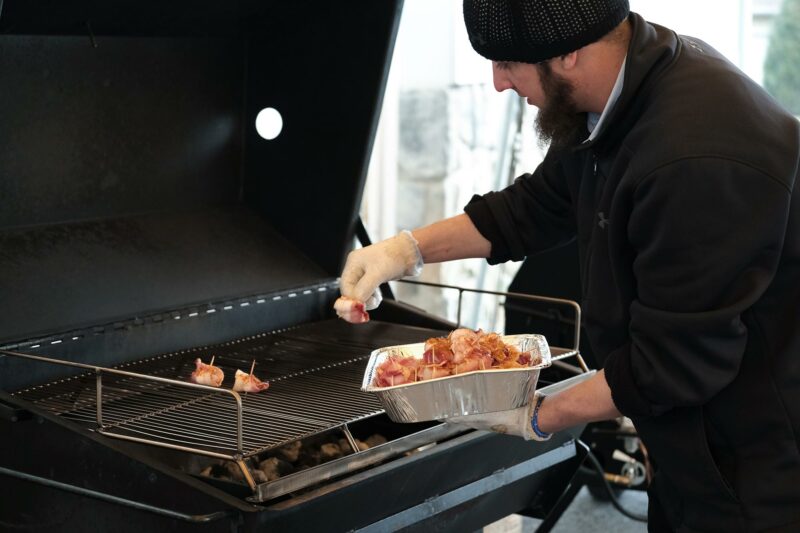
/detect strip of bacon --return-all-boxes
[448,328,481,363]
[233,369,270,393]
[423,337,453,364]
[190,357,224,387]
[374,355,421,387]
[418,364,452,381]
[453,354,493,375]
[334,296,370,324]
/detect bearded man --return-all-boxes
[338,1,800,531]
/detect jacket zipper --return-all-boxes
[581,153,600,299]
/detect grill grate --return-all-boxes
[12,320,441,459]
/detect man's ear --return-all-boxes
[557,51,579,71]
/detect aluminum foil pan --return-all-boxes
[361,334,551,423]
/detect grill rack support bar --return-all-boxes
[96,371,103,427]
[0,465,235,524]
[341,423,360,453]
[236,459,258,491]
[0,349,245,459]
[396,280,589,372]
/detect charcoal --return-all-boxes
[276,440,302,463]
[318,442,343,461]
[223,461,245,481]
[250,468,269,483]
[364,434,387,448]
[258,456,294,481]
[258,457,283,481]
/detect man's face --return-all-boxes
[492,60,547,106]
[492,60,586,148]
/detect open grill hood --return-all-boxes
[0,1,588,531]
[0,0,400,347]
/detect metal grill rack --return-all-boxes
[6,286,587,467]
[5,321,436,467]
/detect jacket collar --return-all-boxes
[575,12,681,154]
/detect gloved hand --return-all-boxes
[446,392,551,441]
[340,230,423,310]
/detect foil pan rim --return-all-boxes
[360,333,551,392]
[362,363,548,392]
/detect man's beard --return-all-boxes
[534,61,587,149]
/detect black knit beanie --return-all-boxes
[463,0,630,64]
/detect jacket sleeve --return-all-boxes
[464,152,578,265]
[603,158,792,419]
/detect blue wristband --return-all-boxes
[531,394,551,439]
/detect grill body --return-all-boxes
[2,393,584,532]
[0,1,587,530]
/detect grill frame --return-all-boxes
[0,0,593,528]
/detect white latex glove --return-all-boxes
[446,371,598,441]
[446,392,550,441]
[340,230,423,310]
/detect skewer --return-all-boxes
[242,360,257,397]
[209,355,215,366]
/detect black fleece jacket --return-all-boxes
[465,13,800,533]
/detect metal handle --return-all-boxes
[396,279,589,372]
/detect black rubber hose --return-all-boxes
[577,439,648,523]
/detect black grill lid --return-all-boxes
[0,0,403,343]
